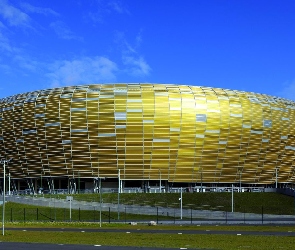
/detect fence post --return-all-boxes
[261,206,263,225]
[174,208,175,224]
[94,207,96,222]
[109,207,110,223]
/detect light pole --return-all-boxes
[99,177,102,227]
[180,187,183,219]
[159,169,161,193]
[99,177,105,227]
[118,169,120,220]
[8,173,10,196]
[1,158,12,236]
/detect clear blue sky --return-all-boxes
[0,0,294,100]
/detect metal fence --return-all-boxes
[2,195,295,225]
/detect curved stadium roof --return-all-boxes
[0,83,295,184]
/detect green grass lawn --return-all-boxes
[2,223,295,250]
[1,202,173,223]
[3,231,295,250]
[43,192,295,215]
[4,221,295,232]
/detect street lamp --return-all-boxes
[98,177,105,228]
[118,169,120,220]
[179,187,183,219]
[8,173,11,196]
[159,169,161,193]
[1,158,12,236]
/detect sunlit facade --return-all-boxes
[1,83,295,186]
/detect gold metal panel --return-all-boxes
[1,84,295,183]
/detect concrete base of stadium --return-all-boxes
[1,176,290,196]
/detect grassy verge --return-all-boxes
[4,221,295,232]
[2,192,295,224]
[1,202,174,222]
[2,226,295,250]
[40,192,295,215]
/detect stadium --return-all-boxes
[0,83,295,193]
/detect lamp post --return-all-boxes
[118,169,120,220]
[1,158,12,236]
[8,173,10,196]
[159,169,161,193]
[180,187,183,219]
[99,177,102,227]
[99,177,105,228]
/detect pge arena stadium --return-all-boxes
[0,83,295,193]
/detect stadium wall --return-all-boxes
[1,83,295,185]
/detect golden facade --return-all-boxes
[0,83,295,184]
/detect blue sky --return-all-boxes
[0,0,294,100]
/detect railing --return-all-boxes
[2,195,295,225]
